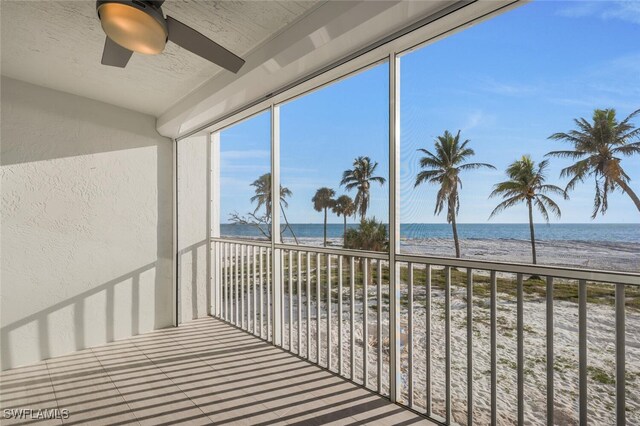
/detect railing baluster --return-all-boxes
[408,263,414,407]
[445,266,451,424]
[214,241,220,317]
[307,252,311,359]
[247,245,251,332]
[363,258,369,388]
[468,268,474,426]
[578,279,587,426]
[210,239,632,426]
[246,245,251,332]
[298,251,302,355]
[351,256,356,381]
[327,254,332,370]
[253,246,257,335]
[260,247,264,339]
[289,249,293,350]
[491,270,497,426]
[616,283,626,426]
[229,244,232,323]
[219,243,223,317]
[267,248,271,341]
[241,244,245,329]
[517,273,524,426]
[281,250,285,346]
[243,246,251,333]
[235,244,239,326]
[228,243,232,322]
[377,259,383,393]
[546,276,554,426]
[339,255,344,376]
[316,252,321,364]
[218,242,222,318]
[222,243,227,321]
[248,245,252,331]
[426,264,432,416]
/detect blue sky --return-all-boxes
[220,1,640,225]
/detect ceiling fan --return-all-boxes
[96,0,245,72]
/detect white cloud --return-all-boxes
[556,1,601,18]
[478,77,539,97]
[220,149,269,160]
[602,1,640,24]
[461,110,496,132]
[556,1,640,25]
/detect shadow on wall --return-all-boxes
[0,239,209,371]
[1,261,152,370]
[0,78,178,370]
[178,240,211,323]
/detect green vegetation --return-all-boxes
[344,218,388,252]
[222,252,640,312]
[588,366,616,386]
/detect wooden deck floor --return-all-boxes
[0,317,433,425]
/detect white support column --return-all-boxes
[173,139,179,326]
[271,105,282,346]
[388,53,401,403]
[210,132,221,317]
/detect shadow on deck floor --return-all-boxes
[0,317,433,425]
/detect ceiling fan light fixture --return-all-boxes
[97,2,167,55]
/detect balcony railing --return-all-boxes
[210,237,639,425]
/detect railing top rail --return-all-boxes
[396,253,640,286]
[275,243,389,260]
[211,237,272,248]
[210,237,639,285]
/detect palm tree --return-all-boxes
[547,108,640,217]
[344,218,388,252]
[489,156,567,264]
[332,195,356,241]
[340,156,386,220]
[415,130,495,258]
[250,173,298,243]
[312,187,336,247]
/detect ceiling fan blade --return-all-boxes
[166,16,245,73]
[101,37,133,68]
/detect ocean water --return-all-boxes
[220,223,640,244]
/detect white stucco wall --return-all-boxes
[177,135,210,323]
[0,77,175,370]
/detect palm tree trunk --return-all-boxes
[343,216,347,243]
[280,202,299,245]
[449,201,461,258]
[615,178,640,213]
[528,200,537,264]
[323,207,328,247]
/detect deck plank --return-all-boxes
[1,317,434,425]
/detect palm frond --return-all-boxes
[489,195,523,219]
[536,194,561,220]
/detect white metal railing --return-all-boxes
[213,239,273,341]
[211,237,639,425]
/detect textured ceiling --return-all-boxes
[0,0,321,116]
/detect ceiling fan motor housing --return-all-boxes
[96,0,169,54]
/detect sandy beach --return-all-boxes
[273,282,640,426]
[287,236,640,273]
[227,234,639,425]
